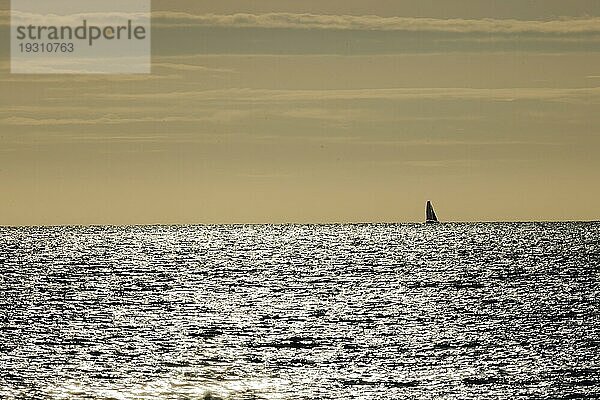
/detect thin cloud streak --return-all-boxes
[89,87,600,104]
[7,11,149,26]
[3,10,600,34]
[152,63,237,73]
[152,12,600,34]
[0,112,253,126]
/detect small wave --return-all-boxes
[451,281,485,289]
[341,379,419,388]
[188,327,224,339]
[253,336,319,349]
[406,281,439,289]
[462,376,500,385]
[552,367,599,378]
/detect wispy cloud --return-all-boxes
[0,10,9,23]
[152,63,237,73]
[0,110,255,126]
[0,116,178,126]
[7,10,148,26]
[0,74,178,83]
[152,12,600,34]
[4,10,600,34]
[4,11,600,55]
[89,87,600,104]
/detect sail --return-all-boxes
[426,201,438,223]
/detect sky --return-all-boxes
[0,0,599,225]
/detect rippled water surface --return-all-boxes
[1,223,599,399]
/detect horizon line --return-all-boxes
[1,219,598,228]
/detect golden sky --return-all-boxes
[1,0,599,224]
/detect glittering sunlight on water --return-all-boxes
[1,223,599,399]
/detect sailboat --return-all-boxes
[426,201,439,224]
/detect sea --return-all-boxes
[0,222,599,400]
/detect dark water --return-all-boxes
[1,223,599,399]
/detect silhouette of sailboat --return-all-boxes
[426,201,439,224]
